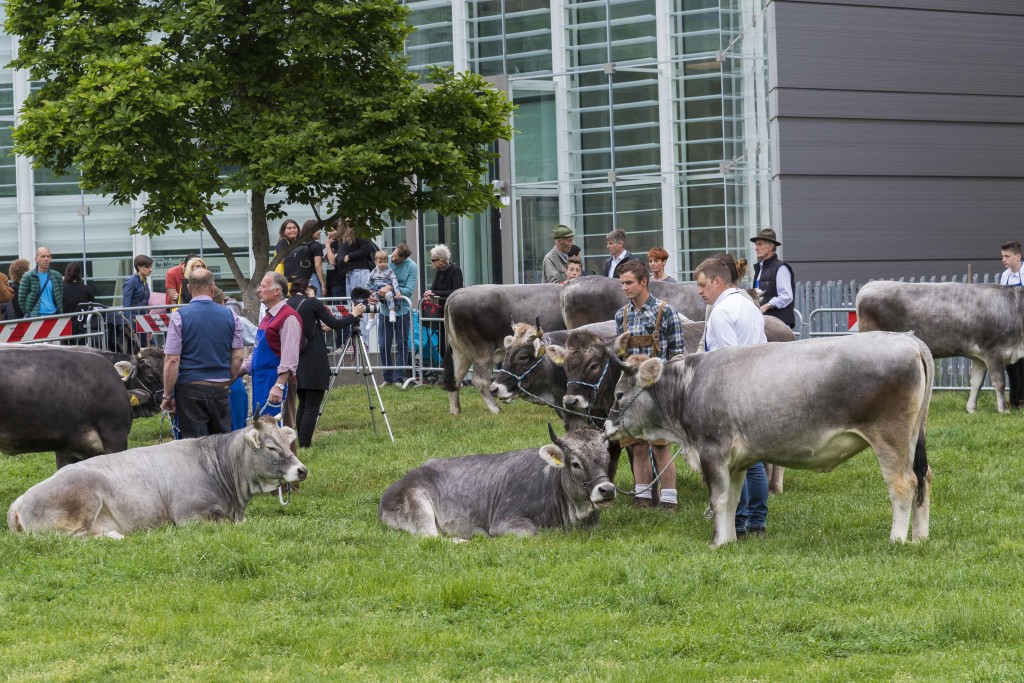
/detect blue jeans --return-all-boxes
[377,312,410,384]
[735,461,768,532]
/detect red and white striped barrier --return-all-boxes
[135,314,171,334]
[0,317,73,343]
[326,305,351,318]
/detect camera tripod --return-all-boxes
[318,323,395,443]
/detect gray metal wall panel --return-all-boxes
[773,3,1024,96]
[768,0,1024,282]
[780,0,1024,17]
[774,90,1024,125]
[776,176,1021,272]
[776,118,1024,177]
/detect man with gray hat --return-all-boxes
[542,224,576,283]
[751,228,796,329]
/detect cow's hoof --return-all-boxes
[769,485,783,495]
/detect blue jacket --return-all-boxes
[387,258,418,316]
[122,273,151,309]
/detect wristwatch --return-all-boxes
[274,383,286,391]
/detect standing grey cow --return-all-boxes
[856,281,1024,413]
[0,345,138,469]
[379,425,616,539]
[560,276,706,328]
[8,416,307,539]
[442,283,566,415]
[604,332,934,547]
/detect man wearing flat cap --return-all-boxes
[751,228,796,328]
[542,224,576,284]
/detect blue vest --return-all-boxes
[178,299,236,384]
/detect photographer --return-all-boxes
[287,279,365,448]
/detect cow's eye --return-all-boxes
[615,391,623,403]
[571,460,582,469]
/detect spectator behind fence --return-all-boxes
[165,253,197,306]
[751,228,795,329]
[123,254,154,348]
[0,269,14,321]
[542,224,575,283]
[286,279,365,447]
[367,250,400,328]
[423,244,464,360]
[160,268,244,439]
[62,262,95,341]
[603,229,639,278]
[377,243,417,387]
[19,247,63,318]
[6,259,29,319]
[173,256,207,308]
[563,256,583,283]
[300,220,327,297]
[275,219,310,286]
[648,247,677,283]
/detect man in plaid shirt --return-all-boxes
[614,259,685,509]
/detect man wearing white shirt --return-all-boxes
[602,229,638,279]
[751,228,795,329]
[696,257,769,537]
[1000,241,1024,408]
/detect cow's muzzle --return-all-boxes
[489,382,515,402]
[563,393,589,410]
[591,481,616,508]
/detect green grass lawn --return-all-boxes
[2,387,1023,681]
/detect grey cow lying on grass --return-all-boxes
[380,425,616,539]
[8,416,307,539]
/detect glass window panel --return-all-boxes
[511,91,558,184]
[0,126,15,198]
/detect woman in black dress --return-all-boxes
[286,280,366,448]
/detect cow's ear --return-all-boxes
[546,345,567,365]
[533,338,545,358]
[114,361,133,381]
[504,335,514,349]
[245,429,261,449]
[279,426,297,445]
[539,444,565,468]
[613,332,631,358]
[638,358,664,387]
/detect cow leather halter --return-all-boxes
[498,345,607,429]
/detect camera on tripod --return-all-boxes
[349,287,379,315]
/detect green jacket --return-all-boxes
[18,268,64,317]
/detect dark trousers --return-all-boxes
[328,282,348,348]
[296,388,326,447]
[1008,359,1024,408]
[175,383,231,438]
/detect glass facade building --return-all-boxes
[0,0,769,301]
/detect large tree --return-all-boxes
[6,0,513,315]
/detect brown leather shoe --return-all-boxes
[658,501,677,511]
[633,497,654,508]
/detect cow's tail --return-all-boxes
[913,336,934,507]
[441,344,457,391]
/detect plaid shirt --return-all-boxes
[615,293,685,359]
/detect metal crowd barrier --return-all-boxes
[319,295,448,389]
[2,297,453,390]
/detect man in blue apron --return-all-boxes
[240,272,301,449]
[1001,241,1024,408]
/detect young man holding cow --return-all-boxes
[614,259,685,509]
[1000,240,1024,409]
[696,257,770,537]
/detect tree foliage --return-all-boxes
[5,0,513,308]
